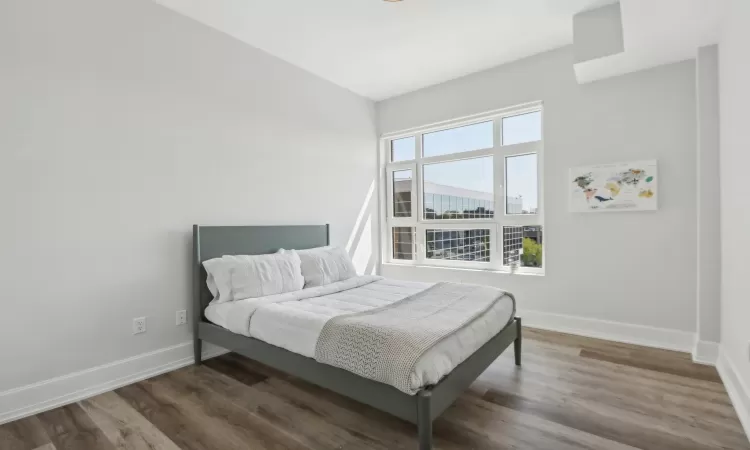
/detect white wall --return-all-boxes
[695,44,722,347]
[718,0,750,431]
[377,47,698,338]
[0,0,376,395]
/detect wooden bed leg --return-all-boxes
[194,338,202,366]
[417,390,433,450]
[514,317,522,366]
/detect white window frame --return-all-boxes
[379,102,545,275]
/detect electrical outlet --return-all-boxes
[133,317,146,335]
[176,310,187,326]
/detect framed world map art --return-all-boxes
[569,160,658,212]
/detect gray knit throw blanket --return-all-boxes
[315,282,512,394]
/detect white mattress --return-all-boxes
[205,276,515,392]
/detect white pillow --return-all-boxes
[289,246,357,288]
[203,251,304,303]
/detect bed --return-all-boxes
[193,224,522,450]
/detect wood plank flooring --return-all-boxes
[1,328,748,450]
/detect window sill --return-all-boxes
[381,262,545,277]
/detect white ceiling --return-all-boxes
[152,0,615,100]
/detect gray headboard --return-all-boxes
[192,224,330,322]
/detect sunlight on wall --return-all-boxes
[346,180,376,275]
[351,216,374,274]
[346,181,375,251]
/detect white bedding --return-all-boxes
[205,276,515,391]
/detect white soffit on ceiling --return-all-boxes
[152,0,614,100]
[575,0,725,83]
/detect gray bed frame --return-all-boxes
[192,224,521,450]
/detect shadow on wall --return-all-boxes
[346,180,377,276]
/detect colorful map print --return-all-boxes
[570,160,658,212]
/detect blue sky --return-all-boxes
[392,112,540,211]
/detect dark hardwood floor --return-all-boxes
[1,328,748,450]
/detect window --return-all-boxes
[423,121,493,158]
[426,229,491,262]
[391,137,415,162]
[423,157,494,220]
[502,111,542,146]
[383,104,543,273]
[505,153,537,215]
[502,226,543,268]
[392,169,413,217]
[392,227,414,260]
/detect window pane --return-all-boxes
[503,226,543,268]
[392,169,412,217]
[423,157,493,220]
[506,153,537,215]
[424,193,435,220]
[423,121,493,158]
[502,111,541,146]
[392,227,414,260]
[426,229,491,262]
[391,137,415,162]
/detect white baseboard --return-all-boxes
[692,339,720,366]
[0,341,228,425]
[519,309,695,353]
[717,349,750,443]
